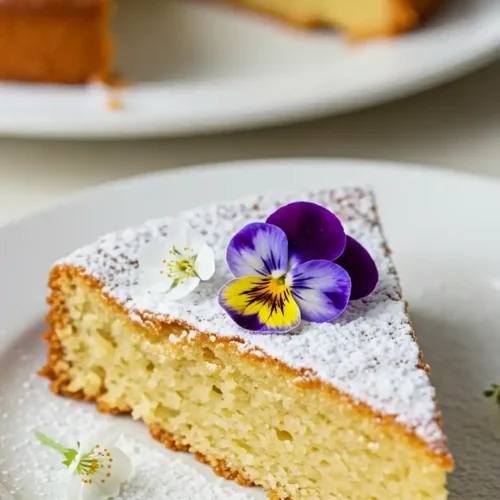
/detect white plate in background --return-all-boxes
[0,0,500,138]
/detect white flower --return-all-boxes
[138,220,215,300]
[66,428,132,500]
[35,427,132,500]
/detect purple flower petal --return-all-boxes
[335,236,378,300]
[218,276,301,333]
[226,222,288,278]
[289,260,351,323]
[266,202,346,266]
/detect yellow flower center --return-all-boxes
[176,259,197,277]
[77,445,115,485]
[220,272,300,332]
[244,275,292,314]
[158,245,198,280]
[275,274,287,286]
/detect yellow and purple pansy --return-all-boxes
[218,201,378,334]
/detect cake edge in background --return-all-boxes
[0,0,445,84]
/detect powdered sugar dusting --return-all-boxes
[58,187,446,451]
[117,439,252,500]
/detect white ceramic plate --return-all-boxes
[1,0,500,139]
[1,158,500,499]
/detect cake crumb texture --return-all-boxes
[43,271,448,499]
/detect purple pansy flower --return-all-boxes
[218,202,378,334]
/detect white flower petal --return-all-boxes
[187,230,207,254]
[165,277,200,300]
[81,479,115,500]
[137,221,213,295]
[137,240,169,268]
[139,269,174,293]
[107,447,133,483]
[166,220,191,250]
[87,426,122,449]
[194,243,215,281]
[66,428,131,500]
[67,474,83,499]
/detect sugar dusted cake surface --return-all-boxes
[58,187,446,453]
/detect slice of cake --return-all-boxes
[223,0,444,38]
[0,0,112,83]
[0,0,444,84]
[41,187,452,499]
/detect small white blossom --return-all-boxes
[35,427,132,500]
[67,428,132,500]
[138,220,215,300]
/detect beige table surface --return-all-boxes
[1,59,500,226]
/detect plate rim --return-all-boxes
[1,48,497,140]
[2,157,500,230]
[1,0,500,139]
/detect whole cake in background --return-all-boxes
[0,0,444,84]
[40,187,452,499]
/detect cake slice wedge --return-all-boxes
[41,187,452,499]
